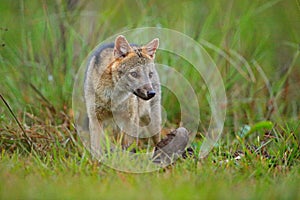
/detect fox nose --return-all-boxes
[147,90,156,98]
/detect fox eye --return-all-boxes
[130,72,138,78]
[149,72,153,78]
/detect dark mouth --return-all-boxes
[133,91,154,101]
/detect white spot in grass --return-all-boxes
[48,75,53,81]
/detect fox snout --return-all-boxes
[133,84,156,100]
[147,90,156,98]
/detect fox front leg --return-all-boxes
[148,102,162,146]
[120,100,140,149]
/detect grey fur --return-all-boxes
[84,36,161,156]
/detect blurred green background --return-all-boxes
[0,0,299,129]
[0,1,300,199]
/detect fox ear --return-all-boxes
[144,38,159,59]
[114,35,132,58]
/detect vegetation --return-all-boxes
[0,0,299,199]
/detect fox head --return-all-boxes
[111,35,159,101]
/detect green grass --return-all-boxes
[0,0,300,199]
[1,124,300,199]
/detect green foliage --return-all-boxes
[0,0,299,199]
